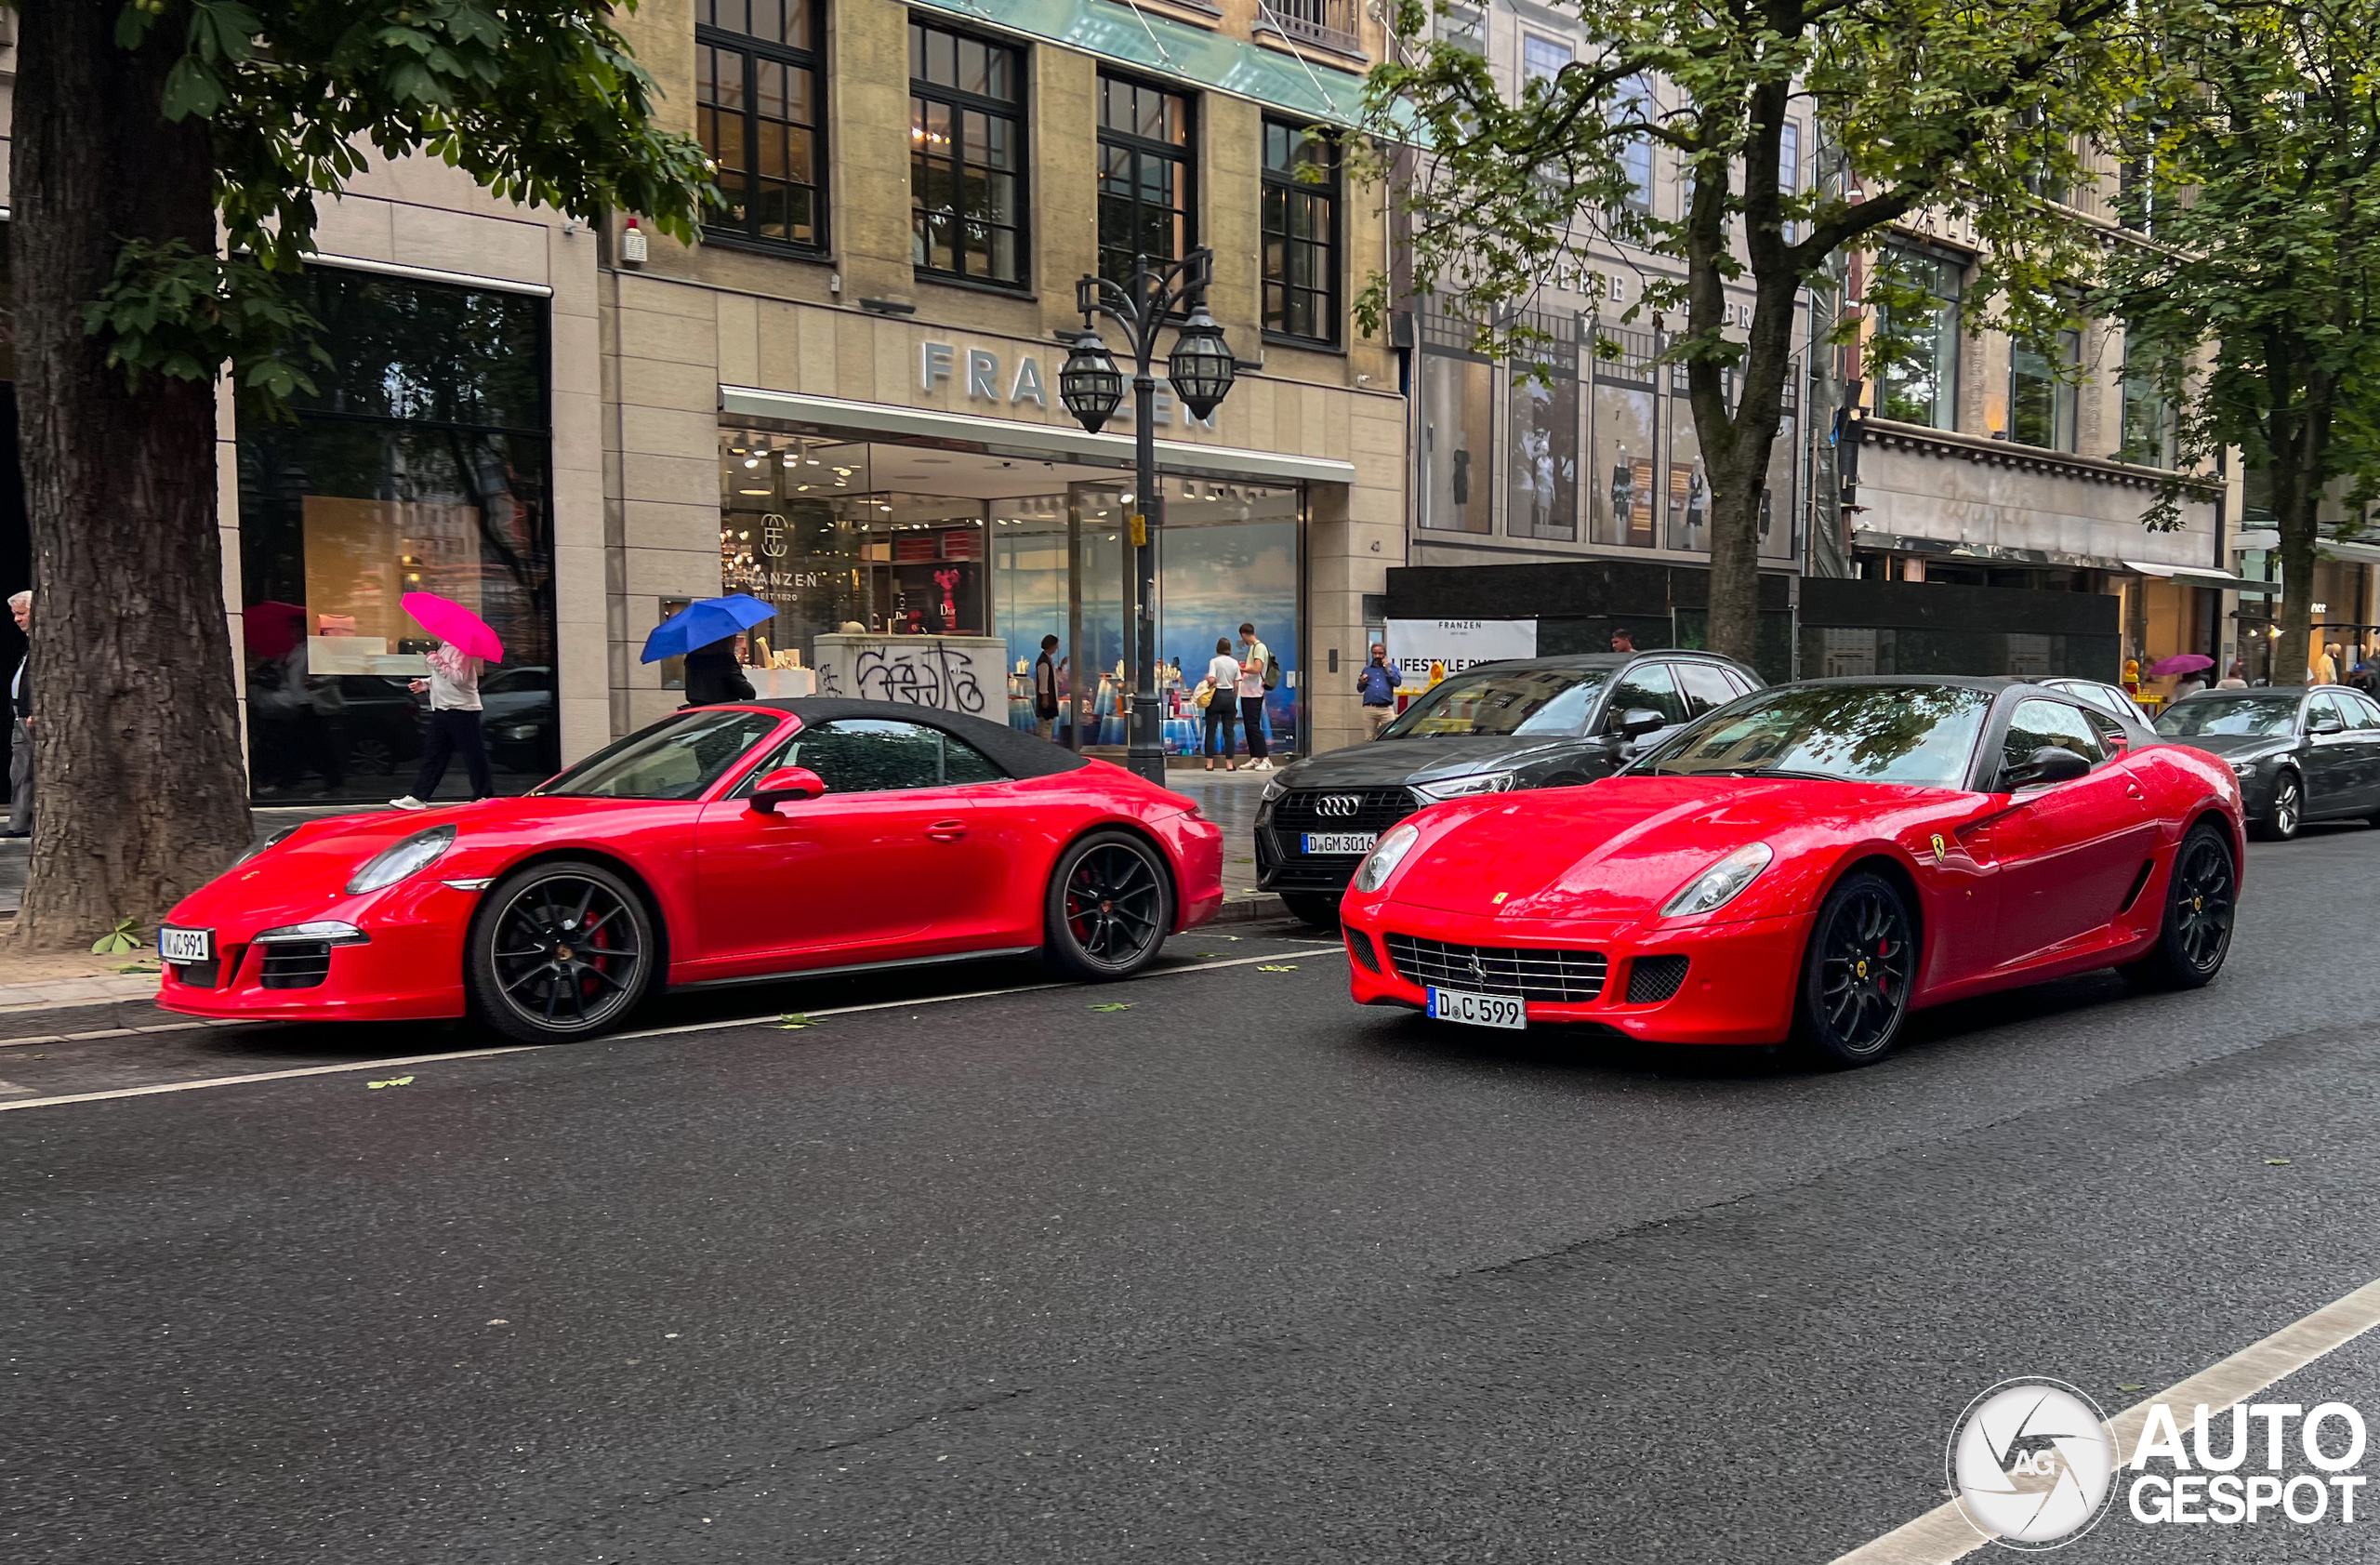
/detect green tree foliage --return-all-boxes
[2099,0,2380,687]
[99,0,713,407]
[1361,0,2134,661]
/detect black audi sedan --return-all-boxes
[1254,650,1763,924]
[2154,685,2380,840]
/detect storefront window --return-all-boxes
[1591,325,1658,547]
[236,269,554,801]
[1156,480,1301,755]
[1418,351,1494,533]
[1665,365,1709,552]
[1507,327,1579,541]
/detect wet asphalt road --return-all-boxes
[9,828,2380,1563]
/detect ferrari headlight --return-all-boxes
[345,825,457,895]
[1662,842,1774,918]
[1354,822,1422,894]
[1413,770,1516,802]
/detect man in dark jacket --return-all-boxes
[7,590,29,838]
[1034,634,1061,741]
[682,633,757,707]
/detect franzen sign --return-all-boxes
[920,341,1215,430]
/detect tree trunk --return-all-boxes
[11,2,252,950]
[2271,474,2319,689]
[1704,451,1769,666]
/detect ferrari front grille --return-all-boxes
[258,941,334,990]
[1345,930,1382,974]
[1383,934,1607,1003]
[1625,954,1690,1004]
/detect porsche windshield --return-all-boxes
[1380,667,1607,738]
[2154,695,2302,738]
[536,709,785,800]
[1639,683,1992,789]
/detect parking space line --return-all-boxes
[0,948,1327,1115]
[1832,1273,2380,1562]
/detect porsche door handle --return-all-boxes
[926,820,970,842]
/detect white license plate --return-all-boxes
[1427,987,1527,1029]
[1302,831,1379,855]
[158,926,214,963]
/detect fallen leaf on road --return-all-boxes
[2266,1158,2292,1165]
[777,1013,817,1029]
[1192,952,1226,959]
[367,1076,415,1089]
[1257,963,1298,973]
[1088,1002,1134,1013]
[2118,1383,2146,1392]
[487,1319,510,1327]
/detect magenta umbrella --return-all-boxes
[400,591,503,662]
[2147,653,2214,677]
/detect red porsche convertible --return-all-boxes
[1342,678,2244,1066]
[157,699,1224,1042]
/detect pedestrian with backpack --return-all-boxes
[1236,621,1276,771]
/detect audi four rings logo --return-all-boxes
[1311,794,1363,817]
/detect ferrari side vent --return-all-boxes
[259,942,335,990]
[1345,930,1382,974]
[1383,934,1607,1002]
[1626,955,1690,1004]
[2116,858,2156,916]
[170,959,223,990]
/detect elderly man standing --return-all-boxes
[7,590,29,839]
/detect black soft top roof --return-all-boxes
[747,698,1092,779]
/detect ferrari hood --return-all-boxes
[1384,776,1944,922]
[1275,735,1604,790]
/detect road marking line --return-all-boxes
[0,1020,226,1050]
[1832,1273,2380,1563]
[0,948,1321,1114]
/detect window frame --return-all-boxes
[1875,244,1963,432]
[2008,328,2082,452]
[908,17,1031,291]
[695,0,829,257]
[1096,71,1198,291]
[1261,117,1341,348]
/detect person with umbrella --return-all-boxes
[683,632,757,706]
[641,594,775,704]
[390,592,502,810]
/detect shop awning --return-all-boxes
[719,386,1361,488]
[2123,560,2281,596]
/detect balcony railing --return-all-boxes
[1258,0,1364,58]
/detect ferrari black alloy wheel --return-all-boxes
[1044,830,1174,982]
[2122,823,2237,991]
[468,860,656,1042]
[1795,869,1917,1068]
[2256,771,2302,842]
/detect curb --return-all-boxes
[1210,894,1290,924]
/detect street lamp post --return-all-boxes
[1057,247,1237,785]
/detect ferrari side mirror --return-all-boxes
[2004,746,2091,791]
[749,765,828,813]
[1614,707,1669,738]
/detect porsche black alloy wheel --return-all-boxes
[1044,831,1174,982]
[2122,823,2236,991]
[2256,772,2302,842]
[468,861,655,1042]
[1795,869,1916,1068]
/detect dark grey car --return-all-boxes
[2153,686,2380,840]
[1253,651,1762,924]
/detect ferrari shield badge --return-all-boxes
[1930,833,1949,864]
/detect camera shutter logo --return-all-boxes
[1948,1377,2119,1549]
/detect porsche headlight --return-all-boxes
[345,825,457,895]
[1354,822,1422,894]
[1661,842,1774,918]
[1413,770,1516,802]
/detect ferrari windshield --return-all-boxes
[2154,694,2302,738]
[1638,683,1992,789]
[536,709,785,800]
[1380,667,1607,738]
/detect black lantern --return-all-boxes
[1059,329,1126,433]
[1166,306,1236,420]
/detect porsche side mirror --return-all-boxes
[749,765,827,813]
[1614,707,1669,738]
[2004,746,2091,791]
[2307,712,2346,736]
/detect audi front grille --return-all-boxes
[1382,934,1608,1003]
[1272,788,1418,838]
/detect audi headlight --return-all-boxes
[1413,770,1516,802]
[2230,757,2261,777]
[1261,776,1289,804]
[1354,822,1422,894]
[1661,842,1774,918]
[345,825,457,895]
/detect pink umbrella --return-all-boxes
[2147,653,2214,677]
[401,591,504,662]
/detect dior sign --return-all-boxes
[920,341,1214,429]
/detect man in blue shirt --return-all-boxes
[1356,642,1397,738]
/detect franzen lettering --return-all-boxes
[919,340,1215,426]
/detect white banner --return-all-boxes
[1382,618,1539,692]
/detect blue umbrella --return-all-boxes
[641,593,778,664]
